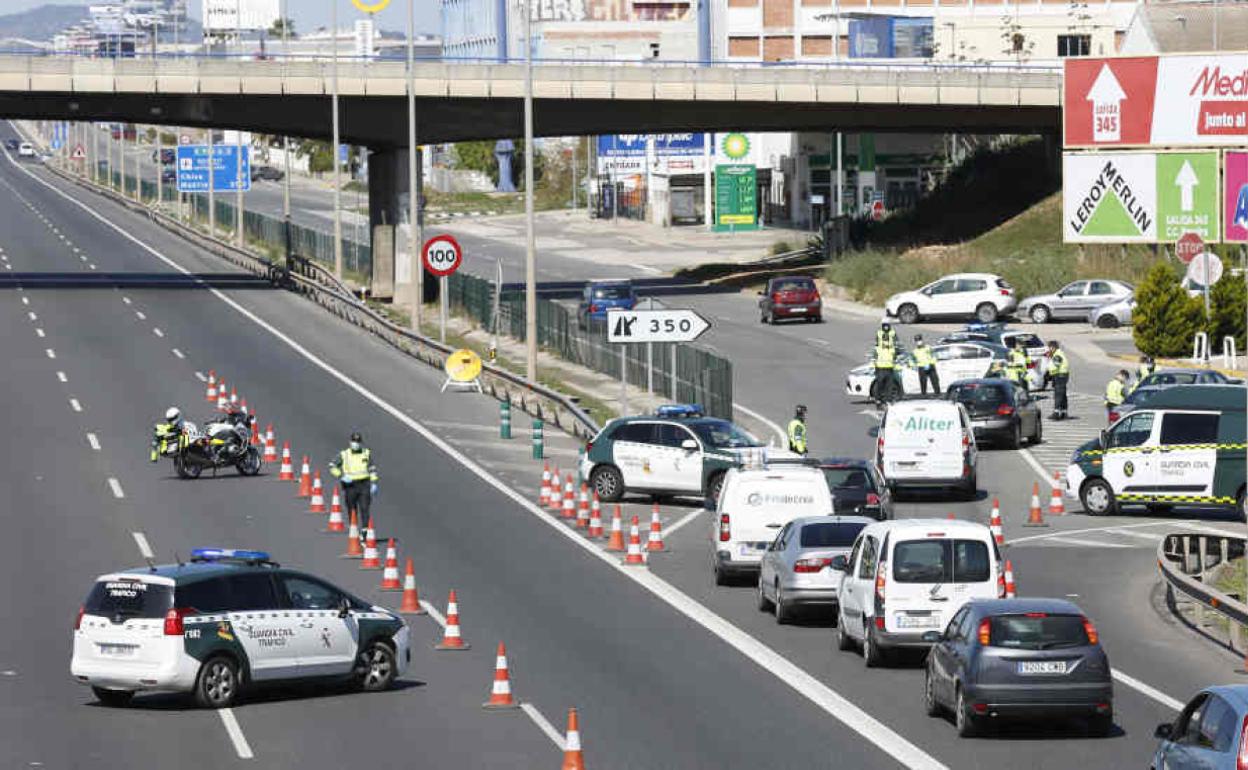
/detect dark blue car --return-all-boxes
[578,280,637,329]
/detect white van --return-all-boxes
[875,399,977,499]
[710,465,834,585]
[834,519,1003,666]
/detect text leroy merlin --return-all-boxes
[1069,159,1153,236]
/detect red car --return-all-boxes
[758,276,822,324]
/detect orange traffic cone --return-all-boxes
[605,505,625,552]
[539,463,551,507]
[229,387,238,407]
[561,708,585,770]
[297,457,312,497]
[363,515,376,545]
[561,475,576,520]
[989,498,1004,546]
[587,492,604,538]
[360,526,381,569]
[435,590,471,650]
[575,484,590,529]
[398,558,425,614]
[216,378,228,410]
[379,539,401,590]
[342,511,363,558]
[249,413,260,445]
[1004,560,1017,598]
[278,442,294,480]
[1022,482,1049,527]
[624,515,646,565]
[205,370,217,402]
[548,467,563,512]
[482,642,520,710]
[240,397,249,416]
[263,424,277,460]
[1049,473,1065,516]
[646,502,666,552]
[308,471,326,513]
[324,489,345,533]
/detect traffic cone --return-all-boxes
[1023,482,1049,527]
[575,484,590,529]
[216,378,228,410]
[249,412,260,445]
[398,558,425,614]
[205,370,216,402]
[360,526,381,569]
[548,467,563,512]
[379,539,401,590]
[989,498,1004,546]
[308,471,326,513]
[263,425,277,461]
[561,708,585,770]
[647,503,666,552]
[240,397,249,416]
[482,642,520,710]
[324,489,345,533]
[297,457,312,497]
[624,515,646,565]
[278,442,294,480]
[1004,560,1017,598]
[1049,473,1065,516]
[435,590,470,650]
[363,515,376,546]
[229,387,238,406]
[587,492,604,538]
[605,505,625,551]
[539,463,551,507]
[561,475,576,519]
[341,511,363,558]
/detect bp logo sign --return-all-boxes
[721,133,750,160]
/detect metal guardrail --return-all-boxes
[1157,532,1248,655]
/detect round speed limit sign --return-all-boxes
[422,234,462,277]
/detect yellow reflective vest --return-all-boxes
[912,345,935,368]
[874,344,895,369]
[1105,379,1125,406]
[787,419,807,455]
[331,448,378,483]
[1049,350,1070,376]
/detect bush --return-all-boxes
[1207,274,1246,352]
[1133,261,1206,357]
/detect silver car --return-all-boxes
[756,515,873,624]
[1089,296,1134,328]
[1019,280,1133,324]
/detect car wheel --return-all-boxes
[195,656,241,709]
[959,473,977,501]
[1088,711,1114,737]
[955,686,978,737]
[1031,417,1043,445]
[863,623,886,668]
[1096,314,1121,329]
[92,687,134,707]
[774,583,791,625]
[236,446,262,476]
[756,578,773,612]
[706,472,726,505]
[357,641,397,692]
[1029,305,1051,324]
[836,610,855,651]
[713,561,728,587]
[590,465,624,503]
[1080,478,1117,517]
[1006,423,1022,450]
[975,303,999,324]
[923,668,942,717]
[898,304,919,325]
[1239,488,1247,522]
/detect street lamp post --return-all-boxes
[235,0,245,247]
[282,0,293,280]
[523,0,537,382]
[407,0,423,332]
[331,0,344,279]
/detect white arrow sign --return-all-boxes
[1086,64,1126,143]
[1174,160,1199,212]
[607,308,711,344]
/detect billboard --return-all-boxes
[1064,53,1248,148]
[597,134,706,157]
[848,17,933,59]
[203,0,280,32]
[1227,151,1248,244]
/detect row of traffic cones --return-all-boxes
[481,641,587,768]
[538,463,667,565]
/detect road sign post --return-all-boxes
[422,234,462,344]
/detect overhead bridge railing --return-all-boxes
[1157,532,1248,657]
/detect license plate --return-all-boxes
[789,307,806,313]
[895,614,939,629]
[738,543,765,556]
[97,643,137,657]
[1018,661,1067,675]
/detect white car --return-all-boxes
[884,273,1018,325]
[874,398,978,499]
[17,142,34,158]
[843,341,1043,399]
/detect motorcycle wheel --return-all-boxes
[174,455,202,479]
[236,447,262,477]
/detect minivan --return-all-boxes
[876,399,978,499]
[835,519,1003,666]
[710,465,835,585]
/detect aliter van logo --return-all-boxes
[721,133,750,160]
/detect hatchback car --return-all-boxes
[923,598,1113,737]
[758,276,822,324]
[251,165,285,182]
[817,458,893,520]
[577,280,637,329]
[152,148,176,165]
[884,273,1017,325]
[1151,685,1248,769]
[948,379,1042,449]
[1018,280,1133,324]
[1089,296,1134,328]
[756,515,873,623]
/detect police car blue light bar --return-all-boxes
[190,548,271,562]
[655,404,703,418]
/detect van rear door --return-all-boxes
[885,535,995,634]
[727,475,830,554]
[882,404,964,480]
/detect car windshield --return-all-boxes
[822,466,877,493]
[799,522,867,548]
[987,614,1090,650]
[592,286,632,300]
[893,539,990,583]
[773,279,813,292]
[1140,372,1199,387]
[690,420,762,449]
[1005,334,1043,348]
[949,383,1009,407]
[84,579,174,620]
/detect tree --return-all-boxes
[451,139,544,190]
[1207,274,1247,352]
[1133,260,1206,357]
[269,18,296,38]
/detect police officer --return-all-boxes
[787,405,808,456]
[872,336,898,405]
[1104,370,1129,417]
[912,334,939,395]
[1137,355,1155,385]
[1047,340,1070,420]
[1006,338,1030,391]
[330,431,378,525]
[986,360,1008,379]
[151,406,185,462]
[876,322,898,350]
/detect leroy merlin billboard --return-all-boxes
[1063,151,1219,243]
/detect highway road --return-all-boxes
[6,120,1244,769]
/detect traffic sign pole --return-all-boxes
[440,275,447,343]
[421,234,463,344]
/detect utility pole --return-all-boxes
[235,0,245,247]
[282,0,293,278]
[408,0,423,331]
[523,0,537,382]
[331,0,344,279]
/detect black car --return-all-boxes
[923,598,1113,737]
[4,138,18,151]
[251,165,285,182]
[948,379,1042,449]
[161,167,177,184]
[152,148,175,165]
[817,457,893,520]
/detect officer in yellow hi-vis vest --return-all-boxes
[1006,339,1030,391]
[1104,370,1129,418]
[787,405,808,455]
[912,335,939,395]
[150,406,187,462]
[330,431,379,525]
[1046,340,1071,420]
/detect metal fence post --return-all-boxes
[619,343,628,415]
[500,399,512,439]
[531,418,543,459]
[671,344,678,402]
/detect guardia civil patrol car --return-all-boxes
[1066,385,1247,517]
[71,549,410,707]
[580,404,795,504]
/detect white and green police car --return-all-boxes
[71,548,410,707]
[580,404,794,503]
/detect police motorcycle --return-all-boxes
[164,409,262,479]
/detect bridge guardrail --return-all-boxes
[1157,532,1248,656]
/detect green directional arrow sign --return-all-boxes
[1157,152,1219,242]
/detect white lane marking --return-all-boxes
[20,297,28,305]
[27,311,35,321]
[664,508,705,539]
[122,296,131,305]
[135,311,146,320]
[1181,523,1246,540]
[86,432,100,451]
[217,708,255,760]
[17,152,950,770]
[1019,447,1061,488]
[172,348,185,359]
[732,402,787,446]
[107,478,125,499]
[1038,536,1134,550]
[520,702,566,750]
[88,264,96,270]
[194,371,207,382]
[1010,520,1194,545]
[132,532,153,560]
[56,371,67,383]
[45,348,55,359]
[1109,528,1164,541]
[153,327,164,338]
[1113,670,1185,712]
[69,398,82,412]
[633,264,663,275]
[35,328,44,338]
[419,600,447,628]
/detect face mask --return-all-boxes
[350,441,362,451]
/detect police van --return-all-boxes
[1066,385,1247,516]
[71,549,410,707]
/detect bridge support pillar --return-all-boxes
[368,146,435,305]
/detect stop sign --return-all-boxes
[1175,232,1204,264]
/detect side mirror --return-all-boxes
[921,630,942,644]
[681,439,698,452]
[1153,723,1173,740]
[830,555,848,572]
[337,596,351,618]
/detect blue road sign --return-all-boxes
[51,122,67,151]
[175,145,251,193]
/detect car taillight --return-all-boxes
[1236,714,1248,770]
[719,514,731,542]
[590,304,600,313]
[75,605,84,630]
[977,618,991,645]
[163,607,190,636]
[1082,616,1099,645]
[1026,361,1036,369]
[997,573,1006,598]
[996,404,1014,416]
[866,492,880,506]
[812,291,821,302]
[1000,289,1012,296]
[962,433,970,451]
[585,441,593,452]
[772,293,781,303]
[794,557,833,573]
[875,570,886,601]
[877,434,885,458]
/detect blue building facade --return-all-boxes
[440,0,509,62]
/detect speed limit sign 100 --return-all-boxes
[422,234,462,277]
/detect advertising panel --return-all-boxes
[714,164,757,232]
[203,0,280,32]
[1226,151,1248,243]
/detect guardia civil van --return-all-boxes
[1066,385,1247,517]
[71,549,410,707]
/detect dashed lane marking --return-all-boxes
[1108,528,1164,541]
[153,328,164,338]
[664,508,706,539]
[69,398,81,412]
[419,600,447,628]
[135,311,145,320]
[217,708,254,760]
[86,432,100,451]
[107,478,124,499]
[122,296,131,305]
[26,311,35,321]
[56,371,67,383]
[194,371,207,382]
[1037,536,1134,549]
[20,297,28,305]
[132,532,153,560]
[172,348,185,359]
[1113,670,1185,711]
[35,328,44,338]
[45,348,55,359]
[520,703,566,751]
